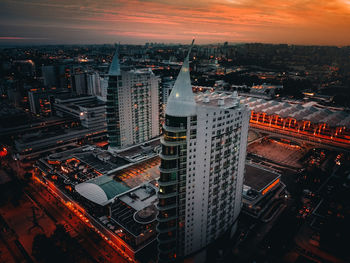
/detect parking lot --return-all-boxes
[247,138,307,169]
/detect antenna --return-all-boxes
[186,38,195,58]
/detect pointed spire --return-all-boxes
[166,39,196,117]
[108,46,121,76]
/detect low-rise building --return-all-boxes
[34,145,160,262]
[54,96,106,129]
[242,163,286,220]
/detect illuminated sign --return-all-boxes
[262,178,280,195]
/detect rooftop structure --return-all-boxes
[40,146,129,181]
[15,125,107,160]
[195,90,240,108]
[76,175,131,206]
[112,156,160,188]
[95,182,158,254]
[75,156,160,206]
[108,49,121,76]
[37,145,160,206]
[34,146,160,262]
[240,96,350,147]
[111,183,157,241]
[165,39,196,117]
[242,163,284,219]
[248,84,282,99]
[116,138,160,163]
[244,163,281,195]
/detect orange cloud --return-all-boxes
[75,0,350,44]
[1,0,350,45]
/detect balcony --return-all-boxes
[158,243,176,254]
[158,191,178,199]
[157,235,177,244]
[157,214,177,222]
[159,166,178,174]
[161,137,186,146]
[156,202,177,211]
[159,153,178,160]
[158,180,177,187]
[156,224,177,233]
[163,124,186,132]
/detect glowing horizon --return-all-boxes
[0,0,350,46]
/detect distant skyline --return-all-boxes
[1,0,350,46]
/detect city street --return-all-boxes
[2,158,128,263]
[28,177,129,263]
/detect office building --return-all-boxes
[42,65,58,88]
[98,76,108,102]
[161,77,175,106]
[42,64,71,90]
[157,42,250,262]
[28,89,52,117]
[87,71,102,97]
[71,72,88,95]
[242,163,285,220]
[13,60,35,77]
[106,50,160,151]
[54,96,106,129]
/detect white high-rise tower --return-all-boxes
[157,40,250,262]
[106,49,160,151]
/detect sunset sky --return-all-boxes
[1,0,350,45]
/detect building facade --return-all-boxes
[28,89,52,117]
[240,96,350,147]
[71,72,88,95]
[157,43,250,262]
[87,71,102,97]
[54,96,106,129]
[107,50,160,151]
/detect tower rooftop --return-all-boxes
[165,40,196,117]
[108,49,121,76]
[195,91,241,109]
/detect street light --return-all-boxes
[0,147,7,157]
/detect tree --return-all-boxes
[32,225,81,263]
[32,234,59,262]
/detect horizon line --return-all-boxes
[0,41,349,48]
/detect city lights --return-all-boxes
[0,11,349,263]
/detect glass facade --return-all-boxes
[157,115,189,262]
[106,75,121,147]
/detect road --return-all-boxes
[5,158,128,263]
[27,180,128,263]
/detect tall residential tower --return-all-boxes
[157,41,250,262]
[106,50,160,151]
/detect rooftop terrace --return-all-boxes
[244,163,280,193]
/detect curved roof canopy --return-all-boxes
[241,96,350,128]
[75,183,109,205]
[75,175,130,206]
